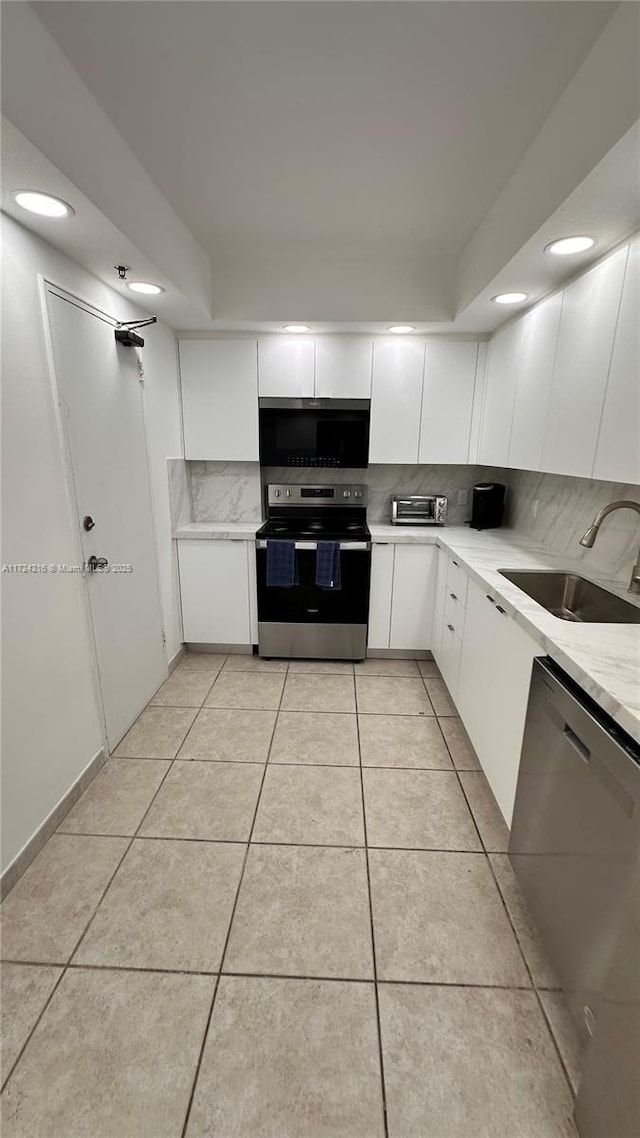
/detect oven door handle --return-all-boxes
[256,540,371,551]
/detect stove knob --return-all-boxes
[343,490,351,498]
[273,489,281,497]
[286,490,292,497]
[354,491,362,499]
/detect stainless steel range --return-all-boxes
[255,483,371,660]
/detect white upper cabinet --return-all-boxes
[258,338,315,398]
[477,320,520,466]
[419,342,479,464]
[369,339,425,464]
[593,239,640,484]
[507,292,563,471]
[541,246,628,478]
[315,338,373,398]
[179,340,259,461]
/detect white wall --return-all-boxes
[0,214,183,875]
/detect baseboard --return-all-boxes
[168,644,185,674]
[367,649,433,660]
[184,643,254,655]
[0,746,107,901]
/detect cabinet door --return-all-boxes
[456,579,539,825]
[315,338,373,398]
[593,240,640,484]
[508,292,563,471]
[178,540,251,645]
[389,545,436,651]
[367,544,394,649]
[257,338,315,398]
[179,340,258,460]
[369,339,425,464]
[477,321,520,466]
[541,246,628,478]
[431,548,449,668]
[419,342,478,464]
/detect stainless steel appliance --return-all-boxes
[256,483,371,659]
[510,657,640,1066]
[574,847,640,1137]
[390,494,447,526]
[258,398,370,468]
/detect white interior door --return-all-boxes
[45,287,166,749]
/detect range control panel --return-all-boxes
[267,484,367,507]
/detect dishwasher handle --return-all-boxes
[563,724,591,763]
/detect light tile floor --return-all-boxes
[0,655,580,1138]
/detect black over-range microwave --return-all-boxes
[259,398,370,468]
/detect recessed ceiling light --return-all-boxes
[544,236,595,256]
[283,324,310,333]
[388,325,415,334]
[12,190,73,218]
[126,281,165,295]
[491,292,528,305]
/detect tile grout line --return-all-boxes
[354,675,390,1138]
[434,694,577,1098]
[53,830,496,855]
[178,657,288,1138]
[0,956,547,991]
[1,700,205,1094]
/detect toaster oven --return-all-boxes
[390,494,448,526]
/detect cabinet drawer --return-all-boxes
[446,558,469,609]
[444,589,466,638]
[439,620,462,699]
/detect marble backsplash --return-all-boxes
[504,469,640,586]
[189,461,263,523]
[261,464,504,524]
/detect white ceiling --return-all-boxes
[30,0,618,324]
[3,1,638,332]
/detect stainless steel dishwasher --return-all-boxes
[509,658,640,1069]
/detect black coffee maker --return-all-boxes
[469,483,505,530]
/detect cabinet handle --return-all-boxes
[486,595,495,604]
[452,560,459,567]
[449,592,457,601]
[496,604,507,615]
[447,623,454,632]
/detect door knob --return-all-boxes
[87,555,109,572]
[83,515,95,532]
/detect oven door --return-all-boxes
[259,401,370,468]
[256,541,370,623]
[256,540,371,659]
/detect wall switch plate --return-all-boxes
[457,489,468,506]
[532,498,539,519]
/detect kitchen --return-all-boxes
[1,3,640,1137]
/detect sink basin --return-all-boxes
[498,570,640,624]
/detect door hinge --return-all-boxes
[161,629,166,649]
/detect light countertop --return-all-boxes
[174,519,640,742]
[174,521,260,541]
[372,523,640,744]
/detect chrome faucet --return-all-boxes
[579,500,640,595]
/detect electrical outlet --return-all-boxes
[532,498,539,519]
[457,489,468,507]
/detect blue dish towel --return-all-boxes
[316,541,341,590]
[266,540,299,587]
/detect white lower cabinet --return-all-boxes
[456,577,540,826]
[368,542,436,652]
[390,545,437,651]
[367,544,395,649]
[178,540,255,646]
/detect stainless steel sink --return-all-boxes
[498,570,640,624]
